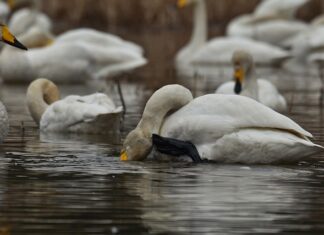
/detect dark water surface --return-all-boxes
[0,74,324,235]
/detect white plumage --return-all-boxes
[216,79,287,112]
[41,93,122,134]
[0,36,147,83]
[27,79,123,134]
[122,85,322,163]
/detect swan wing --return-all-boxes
[40,93,122,131]
[161,94,310,144]
[258,79,287,112]
[191,37,290,66]
[255,0,308,19]
[56,28,144,55]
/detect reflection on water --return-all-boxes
[0,72,323,235]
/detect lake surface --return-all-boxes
[0,71,324,235]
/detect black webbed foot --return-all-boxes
[152,134,205,163]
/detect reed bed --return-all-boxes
[41,0,324,32]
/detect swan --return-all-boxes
[176,0,290,77]
[8,0,52,37]
[26,78,123,134]
[0,23,27,142]
[0,27,147,83]
[120,84,322,164]
[216,50,287,112]
[254,0,309,19]
[227,15,307,48]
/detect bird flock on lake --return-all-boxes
[0,0,323,164]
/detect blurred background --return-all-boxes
[30,0,324,88]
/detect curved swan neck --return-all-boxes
[137,85,193,137]
[27,78,60,125]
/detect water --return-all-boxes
[0,73,324,235]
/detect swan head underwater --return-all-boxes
[232,50,254,94]
[0,23,27,50]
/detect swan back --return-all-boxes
[255,0,308,19]
[27,78,60,125]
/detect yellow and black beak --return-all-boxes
[2,25,28,50]
[120,150,128,161]
[177,0,187,8]
[234,67,244,94]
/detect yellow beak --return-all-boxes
[177,0,187,8]
[120,150,128,161]
[2,25,28,50]
[234,67,244,84]
[234,67,244,94]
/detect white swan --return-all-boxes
[227,15,307,48]
[254,0,309,19]
[216,50,287,112]
[8,0,52,37]
[176,0,290,77]
[27,78,123,134]
[0,27,147,83]
[56,28,143,55]
[120,85,322,164]
[0,24,28,142]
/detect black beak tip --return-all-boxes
[14,39,28,50]
[234,81,242,94]
[5,38,28,50]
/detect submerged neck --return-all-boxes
[137,85,193,138]
[26,78,60,125]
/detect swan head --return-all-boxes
[120,129,152,161]
[232,50,254,94]
[0,24,27,50]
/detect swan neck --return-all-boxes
[137,85,193,137]
[188,0,207,51]
[243,65,258,99]
[27,79,60,125]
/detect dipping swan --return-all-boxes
[27,78,123,134]
[0,24,27,142]
[120,85,322,164]
[176,0,290,77]
[216,50,287,112]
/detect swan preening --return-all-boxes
[120,85,322,164]
[27,78,123,134]
[216,50,287,112]
[176,0,291,79]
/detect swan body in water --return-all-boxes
[176,0,290,77]
[120,85,322,164]
[27,78,123,134]
[216,50,287,112]
[0,23,28,142]
[0,26,147,83]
